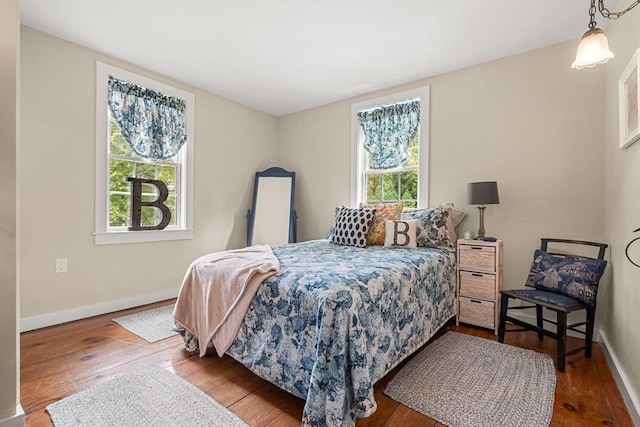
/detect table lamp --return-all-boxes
[467,181,500,239]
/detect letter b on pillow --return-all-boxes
[384,220,417,249]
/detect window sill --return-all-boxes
[94,229,194,245]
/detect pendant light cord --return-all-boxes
[625,228,640,269]
[598,0,640,19]
[589,0,597,28]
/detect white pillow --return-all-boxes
[384,219,417,249]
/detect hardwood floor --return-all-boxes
[20,300,633,426]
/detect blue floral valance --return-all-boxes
[357,99,420,169]
[108,75,187,160]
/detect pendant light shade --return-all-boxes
[571,27,614,69]
[571,0,640,69]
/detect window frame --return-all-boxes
[94,62,194,245]
[350,86,430,208]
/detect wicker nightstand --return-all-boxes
[456,239,503,334]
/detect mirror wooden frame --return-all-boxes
[246,167,297,246]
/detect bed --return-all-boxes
[175,239,456,426]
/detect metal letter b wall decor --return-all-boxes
[126,177,171,231]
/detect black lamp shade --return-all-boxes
[467,181,500,205]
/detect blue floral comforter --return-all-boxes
[176,239,456,426]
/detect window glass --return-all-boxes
[361,115,419,207]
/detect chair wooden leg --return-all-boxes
[585,307,595,358]
[536,305,544,340]
[557,311,567,372]
[498,293,509,343]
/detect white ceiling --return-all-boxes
[20,0,597,116]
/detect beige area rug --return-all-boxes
[384,332,556,427]
[46,365,248,427]
[112,304,178,343]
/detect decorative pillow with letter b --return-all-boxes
[384,220,417,249]
[525,249,607,305]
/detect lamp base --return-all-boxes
[477,206,486,239]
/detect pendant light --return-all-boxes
[572,0,640,69]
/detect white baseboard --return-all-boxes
[599,331,640,426]
[0,405,24,427]
[20,288,179,332]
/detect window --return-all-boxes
[350,87,429,208]
[363,134,419,207]
[95,62,194,245]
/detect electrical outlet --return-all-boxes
[55,258,67,273]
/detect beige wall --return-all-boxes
[603,12,640,420]
[278,39,606,302]
[19,27,278,323]
[0,0,22,425]
[278,35,640,418]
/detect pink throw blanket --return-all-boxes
[173,244,279,357]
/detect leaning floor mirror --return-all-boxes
[246,167,297,246]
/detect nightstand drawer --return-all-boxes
[459,245,496,272]
[459,271,496,301]
[459,297,495,328]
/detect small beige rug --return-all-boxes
[113,304,177,343]
[46,365,248,427]
[384,332,556,427]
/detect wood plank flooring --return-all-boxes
[20,300,634,426]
